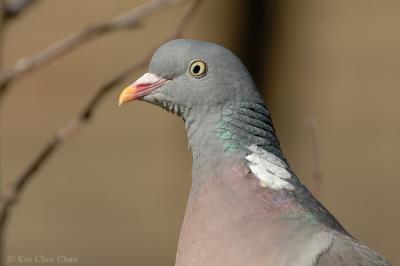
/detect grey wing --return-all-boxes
[316,233,392,266]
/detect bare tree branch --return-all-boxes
[0,0,184,98]
[3,0,38,22]
[0,0,201,262]
[306,117,322,198]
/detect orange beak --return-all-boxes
[118,73,169,106]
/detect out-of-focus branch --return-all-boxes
[0,0,201,255]
[0,0,183,99]
[306,117,322,198]
[3,0,38,22]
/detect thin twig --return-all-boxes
[3,0,38,22]
[0,0,183,98]
[306,117,322,198]
[0,0,201,260]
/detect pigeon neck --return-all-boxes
[217,100,286,161]
[183,99,292,186]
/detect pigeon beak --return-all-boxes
[118,73,169,106]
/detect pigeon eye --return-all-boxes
[189,60,207,78]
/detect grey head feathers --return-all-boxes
[144,40,280,152]
[145,39,261,110]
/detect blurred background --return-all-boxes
[1,0,399,265]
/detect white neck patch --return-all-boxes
[245,144,294,190]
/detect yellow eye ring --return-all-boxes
[189,60,208,78]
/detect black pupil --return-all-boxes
[193,64,201,74]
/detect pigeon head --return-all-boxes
[119,39,260,115]
[119,39,284,175]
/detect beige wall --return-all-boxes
[1,0,398,265]
[268,1,399,264]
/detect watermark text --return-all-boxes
[7,255,78,264]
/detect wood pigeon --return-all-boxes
[118,39,392,266]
